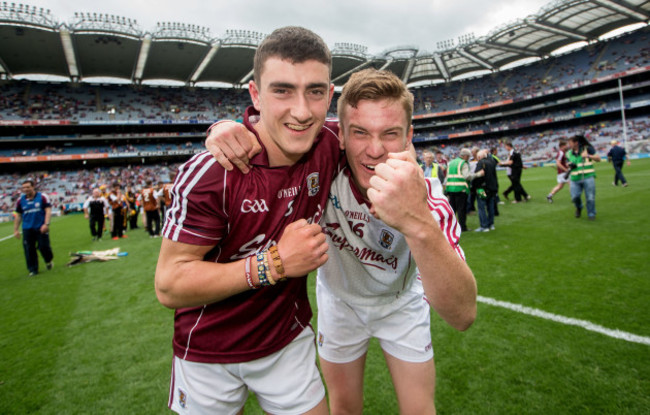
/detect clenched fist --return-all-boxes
[276,219,329,277]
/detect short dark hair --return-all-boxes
[22,179,34,187]
[253,26,331,85]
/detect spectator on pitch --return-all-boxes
[501,140,530,203]
[13,179,54,276]
[159,175,174,225]
[435,149,448,180]
[419,149,444,179]
[489,147,503,212]
[546,139,570,203]
[567,135,601,220]
[155,27,338,415]
[444,148,484,232]
[83,188,110,241]
[100,184,112,236]
[473,149,498,232]
[108,182,127,240]
[467,146,480,214]
[124,184,139,230]
[607,139,629,187]
[141,180,160,238]
[206,68,477,415]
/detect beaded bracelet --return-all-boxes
[256,251,270,287]
[264,251,276,285]
[269,245,287,281]
[245,255,257,290]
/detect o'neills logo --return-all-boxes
[307,172,320,196]
[323,226,398,270]
[277,186,300,199]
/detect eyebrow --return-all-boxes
[268,82,329,90]
[348,124,405,134]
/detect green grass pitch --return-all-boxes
[1,159,648,414]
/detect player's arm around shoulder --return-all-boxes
[205,120,261,173]
[155,238,249,309]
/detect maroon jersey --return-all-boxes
[163,106,342,363]
[556,148,568,174]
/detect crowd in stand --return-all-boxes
[2,28,649,219]
[416,115,649,163]
[2,113,648,218]
[0,82,251,122]
[1,140,201,157]
[413,27,649,114]
[0,28,647,123]
[0,163,178,217]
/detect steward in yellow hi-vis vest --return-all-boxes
[566,135,601,220]
[445,158,468,193]
[443,148,484,232]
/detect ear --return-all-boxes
[249,80,261,112]
[337,123,346,151]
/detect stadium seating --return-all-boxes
[1,26,649,218]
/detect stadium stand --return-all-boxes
[1,2,649,220]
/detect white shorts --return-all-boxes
[169,327,325,415]
[557,173,569,184]
[316,279,433,364]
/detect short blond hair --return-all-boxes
[337,69,413,130]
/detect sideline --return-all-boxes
[0,233,17,242]
[478,295,650,346]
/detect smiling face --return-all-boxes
[21,181,35,198]
[339,98,413,200]
[249,57,333,166]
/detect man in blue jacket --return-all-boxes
[13,180,54,276]
[607,140,629,187]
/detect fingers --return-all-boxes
[206,122,257,174]
[212,148,235,171]
[277,219,329,277]
[387,151,414,162]
[248,139,263,159]
[230,157,250,174]
[214,139,250,174]
[284,218,308,232]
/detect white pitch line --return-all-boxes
[0,233,17,242]
[477,295,650,346]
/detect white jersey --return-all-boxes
[318,168,464,307]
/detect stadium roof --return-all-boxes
[0,0,648,87]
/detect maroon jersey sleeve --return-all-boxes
[163,152,228,246]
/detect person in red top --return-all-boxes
[546,139,570,203]
[155,26,340,415]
